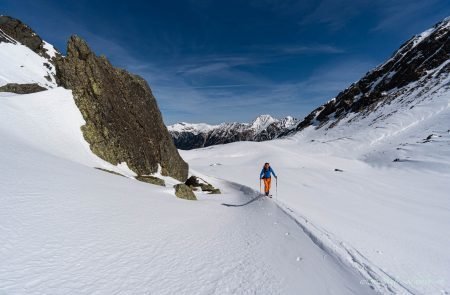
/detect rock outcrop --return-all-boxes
[135,175,165,186]
[185,175,221,194]
[0,83,47,94]
[173,184,197,200]
[0,16,54,59]
[55,36,188,181]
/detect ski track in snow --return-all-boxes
[0,143,375,294]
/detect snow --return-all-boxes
[0,88,376,295]
[2,20,449,294]
[182,67,450,294]
[168,122,219,134]
[42,40,57,59]
[0,41,375,294]
[280,116,298,129]
[168,114,298,138]
[0,87,136,177]
[0,41,56,88]
[250,114,276,132]
[412,27,435,47]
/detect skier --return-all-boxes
[260,162,277,197]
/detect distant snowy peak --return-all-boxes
[250,114,276,132]
[286,16,450,134]
[168,115,298,150]
[279,116,298,129]
[168,122,219,135]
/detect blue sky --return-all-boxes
[3,0,450,124]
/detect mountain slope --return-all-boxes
[182,17,450,294]
[0,18,376,294]
[288,16,450,134]
[1,15,188,181]
[169,115,298,150]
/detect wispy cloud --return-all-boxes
[371,0,450,32]
[258,44,344,55]
[297,0,372,30]
[150,57,377,124]
[75,31,371,124]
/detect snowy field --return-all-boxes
[0,42,376,294]
[182,84,450,294]
[1,24,449,295]
[0,89,375,294]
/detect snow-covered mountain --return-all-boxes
[285,16,450,135]
[168,114,299,149]
[2,14,450,295]
[0,16,377,294]
[182,17,450,294]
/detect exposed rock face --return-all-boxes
[169,115,298,150]
[55,36,188,181]
[173,184,197,200]
[0,16,52,58]
[282,17,450,135]
[0,83,47,94]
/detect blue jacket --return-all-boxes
[260,167,276,179]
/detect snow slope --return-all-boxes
[0,39,56,88]
[0,27,375,294]
[0,88,377,294]
[182,18,450,294]
[182,68,450,295]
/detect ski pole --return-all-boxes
[260,178,262,194]
[276,177,278,199]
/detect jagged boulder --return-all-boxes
[0,83,46,94]
[55,36,188,181]
[173,184,197,200]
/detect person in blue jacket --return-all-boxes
[260,162,277,196]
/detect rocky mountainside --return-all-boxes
[0,16,56,59]
[168,115,298,150]
[0,16,188,181]
[284,17,450,134]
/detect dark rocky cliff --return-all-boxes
[54,36,188,181]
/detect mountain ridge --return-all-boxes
[168,114,299,150]
[283,16,450,135]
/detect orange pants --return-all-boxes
[263,177,272,193]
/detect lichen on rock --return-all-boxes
[55,35,188,181]
[173,184,197,200]
[0,83,46,94]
